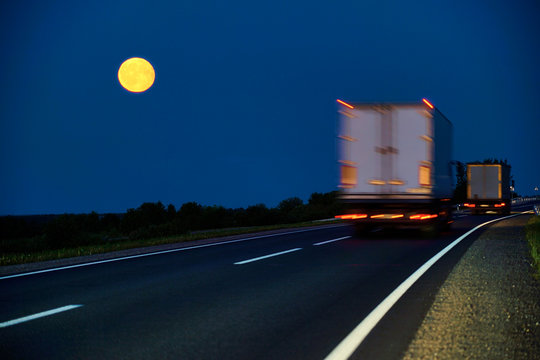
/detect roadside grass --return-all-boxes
[526,215,540,279]
[0,220,341,267]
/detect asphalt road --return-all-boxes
[0,203,536,359]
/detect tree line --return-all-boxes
[1,159,517,253]
[0,191,343,251]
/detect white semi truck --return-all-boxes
[335,99,454,233]
[465,163,511,215]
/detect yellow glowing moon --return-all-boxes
[118,57,155,93]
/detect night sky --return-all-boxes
[1,0,539,215]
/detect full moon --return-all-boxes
[118,57,155,93]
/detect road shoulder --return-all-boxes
[402,215,540,359]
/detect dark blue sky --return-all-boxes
[1,0,539,215]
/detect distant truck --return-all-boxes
[335,99,454,233]
[465,163,511,214]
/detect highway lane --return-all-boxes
[0,207,535,359]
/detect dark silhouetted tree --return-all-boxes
[121,202,168,235]
[175,202,203,231]
[305,191,342,219]
[278,197,305,223]
[167,204,176,221]
[240,204,276,226]
[44,214,97,249]
[453,161,467,202]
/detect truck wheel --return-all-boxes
[442,211,453,231]
[442,218,452,231]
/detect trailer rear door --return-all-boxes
[339,104,433,195]
[468,165,502,200]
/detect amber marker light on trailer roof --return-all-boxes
[422,98,434,109]
[337,99,354,109]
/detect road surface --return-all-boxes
[0,203,536,359]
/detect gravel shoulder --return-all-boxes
[402,215,540,360]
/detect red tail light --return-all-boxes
[335,214,367,220]
[410,214,438,220]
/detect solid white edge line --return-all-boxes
[234,248,302,265]
[0,305,83,328]
[324,211,528,360]
[313,236,352,246]
[0,224,347,280]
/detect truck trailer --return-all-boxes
[335,99,454,233]
[465,164,511,214]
